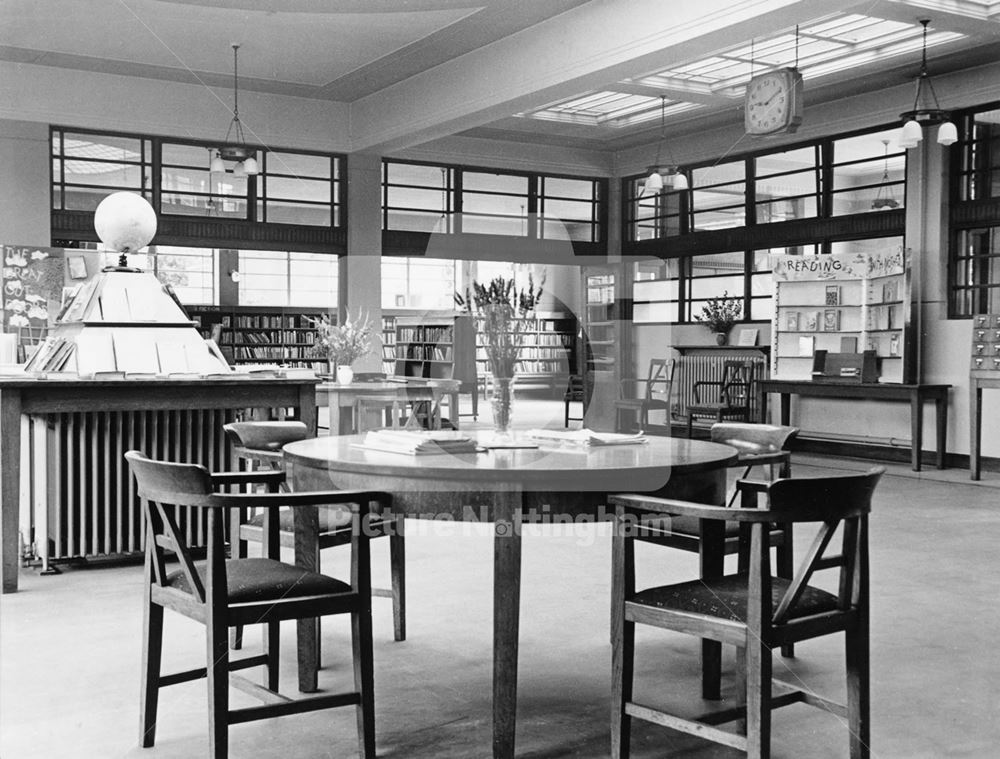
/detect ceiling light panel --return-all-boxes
[519,92,702,127]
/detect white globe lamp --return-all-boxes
[94,192,157,268]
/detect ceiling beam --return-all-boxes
[348,0,863,153]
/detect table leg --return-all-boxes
[936,392,948,470]
[779,393,791,426]
[910,390,922,472]
[493,492,522,759]
[699,518,725,700]
[971,383,982,480]
[1,389,22,593]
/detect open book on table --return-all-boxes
[525,428,647,447]
[357,429,479,455]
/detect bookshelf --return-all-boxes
[392,313,476,384]
[187,305,330,367]
[472,312,578,391]
[770,249,912,383]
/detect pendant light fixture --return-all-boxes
[871,139,900,211]
[642,96,688,195]
[210,43,258,176]
[898,19,957,150]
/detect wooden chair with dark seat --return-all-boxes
[610,467,884,759]
[686,359,755,437]
[614,358,676,433]
[224,421,406,643]
[622,421,801,678]
[563,375,585,427]
[124,450,387,759]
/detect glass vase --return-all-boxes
[489,376,516,439]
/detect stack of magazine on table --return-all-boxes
[359,429,479,455]
[526,428,647,447]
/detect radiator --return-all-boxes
[25,408,237,568]
[674,354,769,425]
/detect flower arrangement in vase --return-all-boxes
[455,274,544,435]
[306,309,376,384]
[695,292,742,345]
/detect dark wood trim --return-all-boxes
[381,229,606,260]
[950,197,1000,227]
[622,210,905,257]
[52,210,346,254]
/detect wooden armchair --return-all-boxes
[610,467,883,759]
[686,359,755,437]
[224,421,407,643]
[623,421,801,679]
[125,450,388,759]
[614,358,675,433]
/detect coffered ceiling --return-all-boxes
[3,0,1000,155]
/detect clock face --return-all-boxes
[744,68,803,135]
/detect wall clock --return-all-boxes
[744,67,804,135]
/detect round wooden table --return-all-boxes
[284,432,737,759]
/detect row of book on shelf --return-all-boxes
[783,304,899,332]
[228,331,317,345]
[58,277,186,323]
[397,345,453,361]
[396,327,453,343]
[219,314,325,329]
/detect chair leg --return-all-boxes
[686,413,695,439]
[352,603,377,758]
[777,523,795,658]
[610,616,634,759]
[206,613,230,759]
[264,620,280,691]
[389,516,406,642]
[846,624,871,758]
[139,599,163,748]
[746,634,772,759]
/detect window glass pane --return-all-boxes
[381,257,457,309]
[462,215,527,236]
[61,133,144,161]
[687,251,744,321]
[239,250,287,306]
[386,210,451,233]
[544,177,593,199]
[161,143,212,167]
[542,220,594,242]
[161,167,212,194]
[63,161,145,188]
[388,163,449,187]
[755,194,817,224]
[755,146,816,178]
[261,201,331,226]
[543,198,594,222]
[462,191,527,216]
[265,176,329,203]
[463,172,528,194]
[386,187,448,211]
[832,130,905,215]
[692,161,744,187]
[289,252,337,307]
[149,245,217,305]
[266,151,330,179]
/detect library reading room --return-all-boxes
[2,2,999,758]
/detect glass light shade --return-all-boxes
[645,170,663,192]
[232,161,247,178]
[93,191,157,253]
[672,172,689,191]
[936,120,958,146]
[209,152,225,173]
[900,119,923,148]
[242,155,259,175]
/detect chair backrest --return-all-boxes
[644,358,676,402]
[125,450,217,602]
[710,422,799,455]
[719,360,753,406]
[742,466,884,625]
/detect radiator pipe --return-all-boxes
[797,429,911,448]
